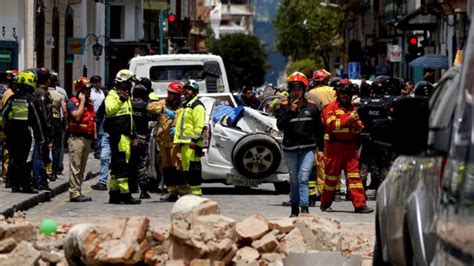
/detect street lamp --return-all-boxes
[92,43,103,60]
[85,34,111,61]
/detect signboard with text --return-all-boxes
[387,44,402,62]
[0,51,11,63]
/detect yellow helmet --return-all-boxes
[115,69,135,83]
[16,71,37,89]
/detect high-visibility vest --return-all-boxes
[9,99,29,121]
[174,96,206,145]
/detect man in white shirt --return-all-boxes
[89,75,105,159]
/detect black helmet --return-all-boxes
[371,75,390,96]
[138,77,152,93]
[132,84,149,100]
[385,77,404,96]
[414,81,434,97]
[328,77,341,88]
[36,67,51,85]
[360,82,371,97]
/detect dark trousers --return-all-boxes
[52,118,65,175]
[7,127,34,190]
[129,137,150,191]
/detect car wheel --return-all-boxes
[274,181,290,194]
[232,134,281,179]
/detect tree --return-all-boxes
[286,58,324,76]
[274,0,343,68]
[209,33,268,91]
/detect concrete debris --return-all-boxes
[234,246,260,263]
[0,222,36,242]
[236,214,269,242]
[294,216,343,251]
[0,196,365,265]
[0,238,16,253]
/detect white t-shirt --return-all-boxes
[90,87,105,113]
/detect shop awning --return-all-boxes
[408,54,449,69]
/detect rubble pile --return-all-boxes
[62,195,354,265]
[0,213,69,265]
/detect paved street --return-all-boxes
[23,158,377,258]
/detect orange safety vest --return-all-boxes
[67,97,96,136]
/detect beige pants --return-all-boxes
[68,136,91,199]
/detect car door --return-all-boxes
[435,23,474,264]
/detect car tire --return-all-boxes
[232,134,281,179]
[274,181,290,194]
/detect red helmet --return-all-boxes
[5,70,18,82]
[312,69,331,81]
[167,81,184,95]
[287,71,309,88]
[74,77,90,92]
[336,79,357,95]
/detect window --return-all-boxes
[149,65,205,82]
[110,5,125,39]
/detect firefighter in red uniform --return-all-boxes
[320,79,373,213]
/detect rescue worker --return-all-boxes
[1,70,18,188]
[276,72,324,217]
[67,77,96,202]
[129,84,152,199]
[320,79,373,213]
[2,71,44,193]
[105,70,141,204]
[173,79,206,196]
[49,72,67,181]
[306,69,337,206]
[139,77,159,102]
[148,81,184,202]
[32,67,53,190]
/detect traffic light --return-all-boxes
[168,14,176,38]
[407,35,419,63]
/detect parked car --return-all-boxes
[149,93,290,193]
[200,93,290,193]
[129,54,231,95]
[372,21,474,265]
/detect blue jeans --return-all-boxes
[33,143,47,188]
[94,119,104,157]
[98,133,111,185]
[284,148,314,207]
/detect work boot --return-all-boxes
[320,206,335,212]
[4,179,10,188]
[11,186,21,193]
[308,195,320,207]
[91,182,107,191]
[21,186,38,194]
[108,191,121,204]
[160,194,178,202]
[281,200,291,207]
[121,194,141,205]
[139,188,151,199]
[300,206,309,214]
[70,195,92,202]
[49,174,57,182]
[290,205,299,217]
[354,205,374,214]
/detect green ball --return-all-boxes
[39,219,57,236]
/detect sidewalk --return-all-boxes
[0,153,100,218]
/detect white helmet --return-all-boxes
[115,69,135,83]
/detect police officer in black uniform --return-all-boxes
[130,84,152,199]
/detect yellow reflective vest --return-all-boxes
[105,88,133,136]
[174,96,206,145]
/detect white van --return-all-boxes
[128,54,230,95]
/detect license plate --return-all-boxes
[230,175,260,187]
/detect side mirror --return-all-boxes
[391,96,429,155]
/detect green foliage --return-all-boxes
[210,33,268,91]
[274,0,343,66]
[286,58,324,76]
[205,26,216,52]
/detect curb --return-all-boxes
[0,171,98,218]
